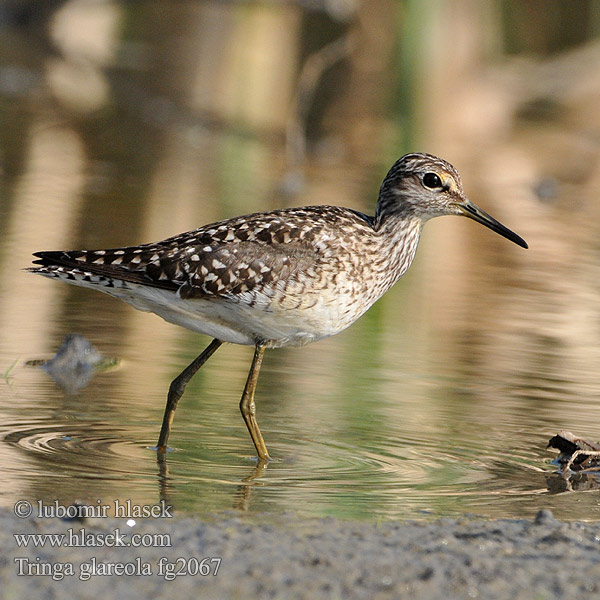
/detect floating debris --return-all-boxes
[26,334,118,393]
[547,430,600,473]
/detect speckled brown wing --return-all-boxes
[30,206,368,303]
[172,241,319,300]
[154,206,374,301]
[30,246,178,290]
[142,207,347,300]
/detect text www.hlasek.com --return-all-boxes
[14,528,171,548]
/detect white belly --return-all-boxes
[36,264,381,348]
[100,281,357,348]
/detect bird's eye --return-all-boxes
[422,172,442,189]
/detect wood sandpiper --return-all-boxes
[29,153,528,461]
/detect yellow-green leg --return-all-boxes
[239,344,270,461]
[156,338,222,454]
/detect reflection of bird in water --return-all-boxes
[27,333,115,394]
[29,153,527,460]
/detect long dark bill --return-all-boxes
[458,200,528,249]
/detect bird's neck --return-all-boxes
[372,211,424,286]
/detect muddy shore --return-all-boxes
[2,506,599,599]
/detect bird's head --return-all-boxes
[376,153,528,249]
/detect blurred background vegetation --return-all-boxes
[2,0,600,351]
